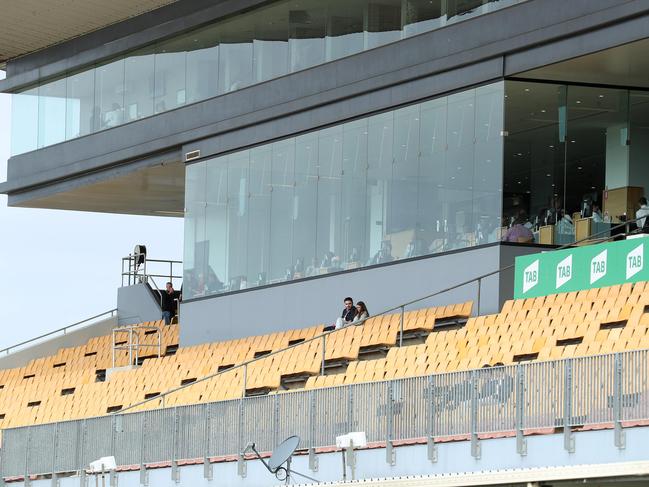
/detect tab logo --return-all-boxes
[556,254,572,289]
[523,259,539,294]
[590,249,608,284]
[627,243,644,280]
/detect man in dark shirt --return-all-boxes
[341,297,357,324]
[161,282,179,325]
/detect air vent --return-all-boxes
[254,350,271,359]
[218,364,234,372]
[144,392,160,400]
[84,351,97,357]
[288,338,305,346]
[96,369,107,382]
[53,362,66,368]
[0,414,5,420]
[144,329,157,335]
[107,405,122,413]
[556,337,583,347]
[322,325,336,332]
[27,401,41,408]
[61,388,75,396]
[513,353,539,363]
[23,374,35,380]
[185,149,201,161]
[181,378,197,386]
[165,344,179,356]
[600,320,627,330]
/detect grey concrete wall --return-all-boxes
[117,283,162,326]
[0,316,117,370]
[179,244,502,346]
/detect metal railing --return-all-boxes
[0,309,117,357]
[2,349,647,478]
[121,255,182,288]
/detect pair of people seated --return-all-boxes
[335,297,369,329]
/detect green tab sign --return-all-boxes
[514,238,649,298]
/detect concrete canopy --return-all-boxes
[0,0,177,64]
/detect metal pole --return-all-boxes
[242,364,247,398]
[399,306,404,347]
[470,370,481,459]
[427,375,437,462]
[563,359,575,453]
[515,365,527,455]
[613,353,626,449]
[321,335,326,376]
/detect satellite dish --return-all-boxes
[268,435,300,471]
[245,435,319,484]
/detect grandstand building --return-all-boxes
[2,0,649,485]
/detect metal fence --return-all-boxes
[2,350,648,479]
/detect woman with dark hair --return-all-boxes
[353,301,370,323]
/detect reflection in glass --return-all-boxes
[12,0,525,155]
[66,69,95,140]
[155,40,187,113]
[11,86,39,155]
[125,48,155,121]
[184,82,505,298]
[94,58,125,131]
[38,77,67,148]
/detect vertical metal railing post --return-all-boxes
[426,375,437,462]
[613,353,626,449]
[308,391,318,472]
[273,395,280,449]
[321,335,326,376]
[139,413,148,486]
[386,382,396,465]
[171,408,180,483]
[470,370,481,459]
[515,365,527,455]
[563,359,575,453]
[242,365,247,398]
[399,306,405,347]
[24,427,31,487]
[203,403,213,480]
[237,398,246,478]
[347,385,354,435]
[50,423,59,486]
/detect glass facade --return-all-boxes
[504,80,649,244]
[183,82,504,298]
[9,0,525,156]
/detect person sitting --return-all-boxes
[160,282,180,325]
[502,210,534,243]
[335,297,357,329]
[636,197,649,231]
[352,301,369,323]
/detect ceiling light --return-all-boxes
[576,100,582,104]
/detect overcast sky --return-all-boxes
[0,71,184,349]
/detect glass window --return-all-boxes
[204,158,229,295]
[269,139,295,282]
[94,58,125,131]
[341,119,368,265]
[66,69,95,140]
[390,105,421,259]
[289,0,326,72]
[155,39,187,113]
[365,0,402,49]
[326,0,365,61]
[184,161,208,299]
[218,16,254,94]
[445,89,476,250]
[419,97,448,253]
[11,86,39,155]
[293,133,319,277]
[184,82,505,297]
[367,111,394,263]
[253,3,289,83]
[316,126,343,273]
[403,0,444,38]
[186,25,220,104]
[226,151,250,291]
[124,48,155,121]
[38,77,67,148]
[247,146,272,285]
